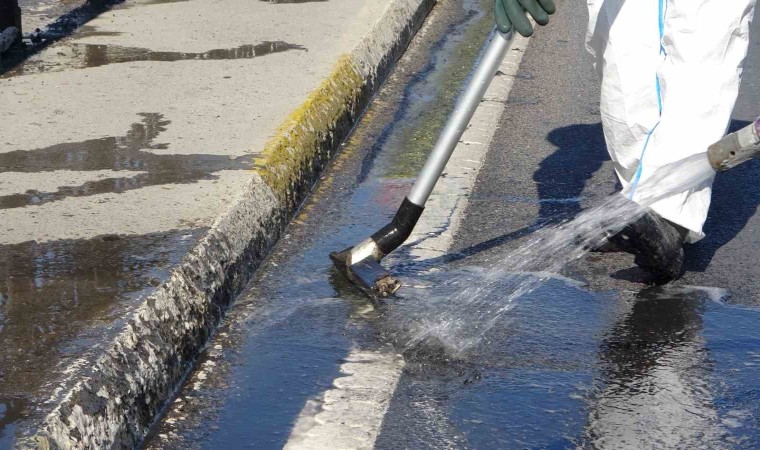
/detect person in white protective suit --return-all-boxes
[494,0,756,284]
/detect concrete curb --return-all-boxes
[26,0,436,447]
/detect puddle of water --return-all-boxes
[378,276,613,449]
[73,24,121,38]
[142,245,366,448]
[0,228,206,445]
[378,279,760,449]
[3,41,305,77]
[0,113,250,209]
[188,300,354,449]
[584,285,760,449]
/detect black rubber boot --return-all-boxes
[609,210,688,285]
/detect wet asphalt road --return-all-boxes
[145,1,759,449]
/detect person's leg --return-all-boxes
[587,0,756,283]
[586,1,686,283]
[586,0,661,191]
[643,0,756,242]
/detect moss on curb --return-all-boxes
[254,55,365,210]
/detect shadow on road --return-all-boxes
[684,120,758,271]
[404,123,611,270]
[535,123,611,220]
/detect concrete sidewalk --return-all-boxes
[0,0,434,446]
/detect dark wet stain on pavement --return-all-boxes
[0,228,207,441]
[73,25,122,38]
[583,286,760,448]
[3,41,306,77]
[377,277,760,449]
[0,113,251,209]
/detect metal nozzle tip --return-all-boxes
[330,250,401,298]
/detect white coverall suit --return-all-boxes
[586,0,756,242]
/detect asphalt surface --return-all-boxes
[141,1,759,449]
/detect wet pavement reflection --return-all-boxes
[3,41,306,77]
[378,279,760,449]
[587,287,726,448]
[0,113,251,209]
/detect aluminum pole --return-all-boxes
[407,30,513,206]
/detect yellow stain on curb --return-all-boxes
[254,54,365,209]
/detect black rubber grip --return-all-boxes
[371,197,425,255]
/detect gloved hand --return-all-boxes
[494,0,556,37]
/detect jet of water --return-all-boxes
[390,153,716,356]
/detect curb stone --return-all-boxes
[22,0,436,447]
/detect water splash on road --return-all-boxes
[390,154,716,355]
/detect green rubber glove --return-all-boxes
[494,0,556,37]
